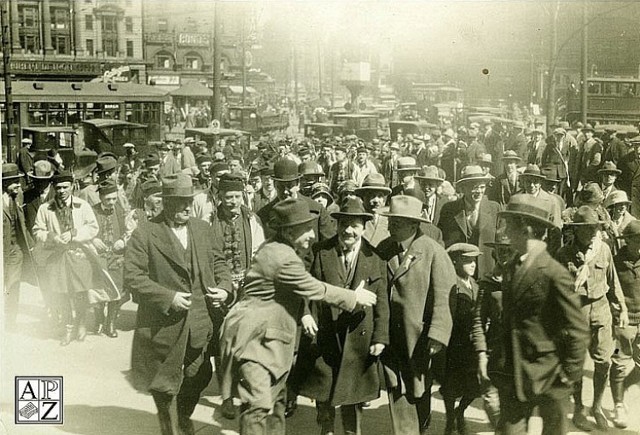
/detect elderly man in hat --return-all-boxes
[219,198,377,435]
[293,197,389,435]
[125,179,164,239]
[556,206,628,431]
[415,166,449,225]
[610,221,640,428]
[376,195,457,435]
[32,170,100,345]
[438,166,500,278]
[489,151,522,206]
[495,194,589,434]
[390,157,420,198]
[598,161,622,203]
[328,145,357,194]
[125,173,233,435]
[3,164,33,328]
[91,179,129,338]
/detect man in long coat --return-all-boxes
[294,198,389,435]
[125,174,233,435]
[377,195,457,435]
[618,137,640,219]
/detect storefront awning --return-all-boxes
[168,81,213,98]
[0,81,169,103]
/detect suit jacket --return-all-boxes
[3,194,33,255]
[438,196,500,277]
[219,239,358,402]
[489,173,520,206]
[618,152,640,218]
[423,194,450,226]
[501,242,589,402]
[378,231,457,399]
[294,237,389,405]
[125,216,232,394]
[23,185,55,232]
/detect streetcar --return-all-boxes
[565,77,640,125]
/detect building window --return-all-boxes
[20,34,39,54]
[156,54,171,69]
[125,17,133,32]
[102,15,117,33]
[86,39,94,56]
[158,18,168,32]
[86,15,93,30]
[51,8,70,30]
[102,15,118,56]
[126,40,134,57]
[20,6,39,28]
[53,36,69,55]
[185,55,201,70]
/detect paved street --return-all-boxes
[1,283,639,435]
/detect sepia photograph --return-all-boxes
[2,0,640,434]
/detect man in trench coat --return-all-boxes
[125,174,232,435]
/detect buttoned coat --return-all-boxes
[294,237,389,405]
[438,196,500,277]
[501,242,589,402]
[125,215,232,395]
[3,194,33,255]
[489,173,520,206]
[377,231,457,399]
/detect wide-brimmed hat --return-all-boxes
[485,231,512,248]
[501,150,522,162]
[520,164,547,180]
[2,163,24,180]
[604,190,631,209]
[27,160,55,180]
[140,180,162,198]
[597,161,621,175]
[577,182,604,205]
[161,173,198,198]
[617,220,640,239]
[396,157,419,172]
[355,173,391,195]
[447,242,482,257]
[415,165,444,182]
[337,180,358,196]
[582,123,595,133]
[540,165,560,183]
[270,198,318,229]
[565,205,604,226]
[498,193,555,227]
[331,197,373,221]
[476,153,493,166]
[96,157,118,175]
[381,195,429,223]
[273,158,301,182]
[456,165,492,185]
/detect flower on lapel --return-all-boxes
[402,254,416,269]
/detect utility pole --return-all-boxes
[317,41,323,101]
[212,0,222,122]
[241,16,247,106]
[545,0,559,132]
[293,44,299,112]
[1,0,16,162]
[580,2,588,125]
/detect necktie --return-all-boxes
[468,208,479,228]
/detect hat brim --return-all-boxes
[485,242,511,248]
[456,175,493,185]
[597,169,622,175]
[520,174,547,181]
[271,214,318,229]
[272,175,302,182]
[330,211,373,221]
[355,186,392,195]
[27,171,54,179]
[74,163,97,180]
[414,175,444,182]
[2,173,24,180]
[499,210,555,228]
[396,167,420,172]
[380,211,429,223]
[564,220,605,226]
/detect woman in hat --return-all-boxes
[219,198,377,435]
[441,243,483,435]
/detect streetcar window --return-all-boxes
[588,82,601,94]
[619,83,637,97]
[603,82,616,95]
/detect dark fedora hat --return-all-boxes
[270,198,318,229]
[597,161,621,175]
[273,158,301,182]
[499,194,555,227]
[331,197,373,221]
[520,164,547,180]
[381,195,429,223]
[565,205,604,226]
[161,173,198,198]
[2,163,24,180]
[355,173,391,195]
[96,156,118,175]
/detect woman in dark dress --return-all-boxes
[441,243,483,435]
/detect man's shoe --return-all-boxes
[613,403,628,429]
[60,325,74,346]
[572,410,594,432]
[591,406,609,431]
[220,398,236,420]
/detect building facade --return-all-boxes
[2,0,145,82]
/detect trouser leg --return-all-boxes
[237,360,276,435]
[267,375,287,435]
[538,393,569,435]
[316,401,336,434]
[340,403,362,435]
[152,391,176,435]
[3,254,23,327]
[386,388,421,435]
[499,385,530,435]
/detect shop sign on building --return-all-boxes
[177,33,210,47]
[8,60,102,76]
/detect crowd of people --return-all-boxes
[4,115,640,435]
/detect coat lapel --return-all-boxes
[453,201,468,237]
[322,239,346,286]
[511,245,547,301]
[151,221,189,274]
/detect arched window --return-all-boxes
[184,52,203,70]
[156,50,173,69]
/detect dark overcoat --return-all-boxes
[294,237,389,405]
[618,151,640,218]
[125,215,232,395]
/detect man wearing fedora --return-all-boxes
[541,127,579,202]
[3,164,33,328]
[390,157,420,198]
[219,198,377,435]
[556,206,628,431]
[293,197,389,435]
[526,128,546,166]
[23,159,56,232]
[611,221,640,428]
[32,170,100,345]
[579,124,603,185]
[356,173,392,247]
[126,173,233,435]
[377,195,457,435]
[489,151,522,206]
[618,136,640,218]
[598,161,622,203]
[438,165,500,278]
[328,146,357,194]
[415,166,449,226]
[497,194,589,435]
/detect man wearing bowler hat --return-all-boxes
[598,161,622,203]
[23,159,56,231]
[3,164,33,328]
[496,194,589,434]
[219,198,377,435]
[438,166,500,278]
[125,173,233,435]
[377,195,457,435]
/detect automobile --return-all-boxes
[225,106,288,136]
[21,126,77,169]
[184,127,251,156]
[332,113,379,141]
[388,120,438,142]
[303,123,345,138]
[82,119,148,156]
